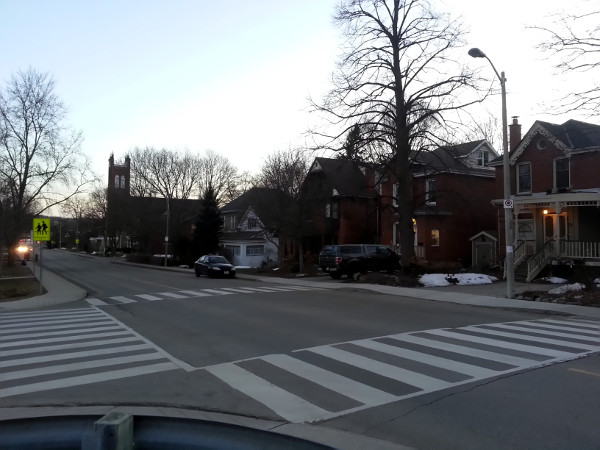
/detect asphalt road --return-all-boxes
[2,250,599,449]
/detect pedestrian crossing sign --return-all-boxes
[33,218,51,241]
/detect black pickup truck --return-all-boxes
[318,244,401,279]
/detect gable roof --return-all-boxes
[306,157,375,197]
[489,119,600,165]
[221,187,283,214]
[413,140,496,177]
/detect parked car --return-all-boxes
[194,255,236,278]
[318,244,400,279]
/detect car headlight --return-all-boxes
[17,246,27,253]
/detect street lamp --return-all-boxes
[469,47,515,299]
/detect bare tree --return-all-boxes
[252,147,311,268]
[198,150,241,206]
[129,147,202,199]
[533,5,600,115]
[0,68,93,257]
[311,0,483,266]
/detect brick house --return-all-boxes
[489,119,600,281]
[300,157,379,254]
[379,140,499,266]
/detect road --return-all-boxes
[1,250,599,449]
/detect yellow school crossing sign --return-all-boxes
[33,218,51,241]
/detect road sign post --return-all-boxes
[33,218,51,294]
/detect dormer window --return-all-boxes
[477,150,489,166]
[247,218,259,229]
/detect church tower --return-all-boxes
[108,153,130,196]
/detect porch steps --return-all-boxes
[514,261,529,282]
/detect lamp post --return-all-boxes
[469,47,515,299]
[164,197,170,267]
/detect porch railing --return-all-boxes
[514,240,536,265]
[526,240,554,282]
[559,241,600,259]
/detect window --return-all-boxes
[393,183,398,207]
[225,245,240,255]
[426,179,436,205]
[246,245,264,256]
[114,175,120,188]
[477,150,489,166]
[325,202,338,219]
[247,218,259,229]
[554,158,570,190]
[517,162,531,193]
[224,215,236,231]
[431,229,440,246]
[120,175,126,189]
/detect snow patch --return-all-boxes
[542,277,568,284]
[548,283,586,295]
[419,273,498,287]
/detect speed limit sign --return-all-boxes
[504,199,514,209]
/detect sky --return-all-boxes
[1,0,595,185]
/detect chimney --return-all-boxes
[509,116,521,152]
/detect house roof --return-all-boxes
[489,119,600,165]
[307,157,375,197]
[413,140,496,177]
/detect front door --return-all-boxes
[543,213,567,254]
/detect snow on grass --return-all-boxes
[419,273,498,287]
[548,283,586,295]
[542,277,568,284]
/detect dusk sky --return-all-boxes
[1,0,594,184]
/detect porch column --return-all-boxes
[554,201,562,257]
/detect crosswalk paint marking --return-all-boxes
[0,320,114,335]
[485,323,600,342]
[388,334,539,367]
[110,296,137,304]
[0,325,121,342]
[538,318,600,330]
[0,311,100,324]
[460,326,598,351]
[260,354,397,405]
[2,337,141,357]
[206,362,330,423]
[0,308,93,319]
[221,288,260,294]
[177,290,212,297]
[236,287,281,293]
[424,329,579,358]
[201,289,234,295]
[1,353,167,381]
[352,339,498,379]
[2,344,152,368]
[308,346,451,392]
[0,362,178,398]
[518,321,600,335]
[86,298,108,306]
[158,292,189,299]
[0,330,131,349]
[135,294,162,301]
[1,316,109,329]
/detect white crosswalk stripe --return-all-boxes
[87,285,323,306]
[0,307,179,398]
[204,317,600,423]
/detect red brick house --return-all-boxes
[489,119,600,281]
[379,140,499,265]
[300,157,379,254]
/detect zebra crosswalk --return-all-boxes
[203,317,600,423]
[0,307,182,398]
[86,284,321,306]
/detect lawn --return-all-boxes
[0,263,43,302]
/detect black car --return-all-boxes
[318,244,400,279]
[194,255,236,278]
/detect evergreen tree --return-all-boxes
[193,184,222,256]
